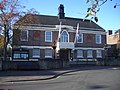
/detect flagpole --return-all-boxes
[74,23,79,43]
[57,21,62,42]
[56,21,62,52]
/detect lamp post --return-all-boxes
[104,44,108,66]
[52,41,56,60]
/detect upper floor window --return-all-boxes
[45,31,52,42]
[61,31,69,42]
[96,34,101,44]
[77,49,83,58]
[87,50,93,58]
[45,48,52,58]
[20,29,28,41]
[96,50,102,58]
[77,33,83,43]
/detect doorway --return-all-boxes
[59,49,71,61]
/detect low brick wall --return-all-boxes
[0,60,2,70]
[2,61,40,70]
[39,59,63,69]
[2,59,69,70]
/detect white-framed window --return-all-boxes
[60,31,69,42]
[45,48,52,58]
[77,33,83,43]
[77,50,83,58]
[20,29,28,41]
[87,50,93,58]
[32,48,40,58]
[96,34,101,44]
[45,31,52,42]
[96,50,102,58]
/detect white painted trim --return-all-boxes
[14,26,106,35]
[20,46,104,50]
[61,30,69,42]
[20,46,52,49]
[74,47,104,50]
[29,59,39,61]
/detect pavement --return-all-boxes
[0,66,118,83]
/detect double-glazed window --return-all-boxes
[77,33,83,43]
[77,50,83,58]
[96,34,101,44]
[20,29,28,41]
[45,31,52,42]
[60,31,69,42]
[87,50,93,58]
[96,50,102,58]
[33,48,40,58]
[45,48,52,58]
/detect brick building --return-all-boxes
[12,4,106,65]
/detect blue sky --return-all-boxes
[21,0,120,32]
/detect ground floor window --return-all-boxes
[96,50,102,58]
[33,48,40,58]
[12,48,29,60]
[45,48,52,58]
[77,50,83,58]
[87,50,93,58]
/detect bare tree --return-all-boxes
[85,0,119,22]
[0,0,38,61]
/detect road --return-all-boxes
[0,67,120,90]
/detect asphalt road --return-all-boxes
[0,67,120,90]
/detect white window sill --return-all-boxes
[87,56,93,58]
[32,56,40,58]
[45,56,52,58]
[77,56,83,58]
[97,56,102,58]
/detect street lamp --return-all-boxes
[52,41,56,60]
[104,44,108,66]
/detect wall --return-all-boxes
[2,59,69,70]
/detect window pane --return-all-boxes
[96,35,101,44]
[33,48,40,57]
[45,49,52,58]
[20,29,28,41]
[77,50,83,58]
[97,50,102,58]
[45,31,52,42]
[61,31,68,42]
[77,33,83,43]
[87,50,93,58]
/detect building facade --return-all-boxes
[12,4,106,64]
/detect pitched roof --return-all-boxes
[16,14,105,30]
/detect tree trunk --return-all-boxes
[3,24,7,61]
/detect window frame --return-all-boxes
[45,31,52,42]
[45,48,52,58]
[87,50,93,58]
[32,48,40,58]
[77,33,83,43]
[96,34,101,44]
[20,29,28,41]
[96,50,102,58]
[60,30,69,42]
[77,49,83,58]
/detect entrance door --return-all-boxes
[60,49,69,61]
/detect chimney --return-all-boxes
[107,30,112,35]
[58,4,65,19]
